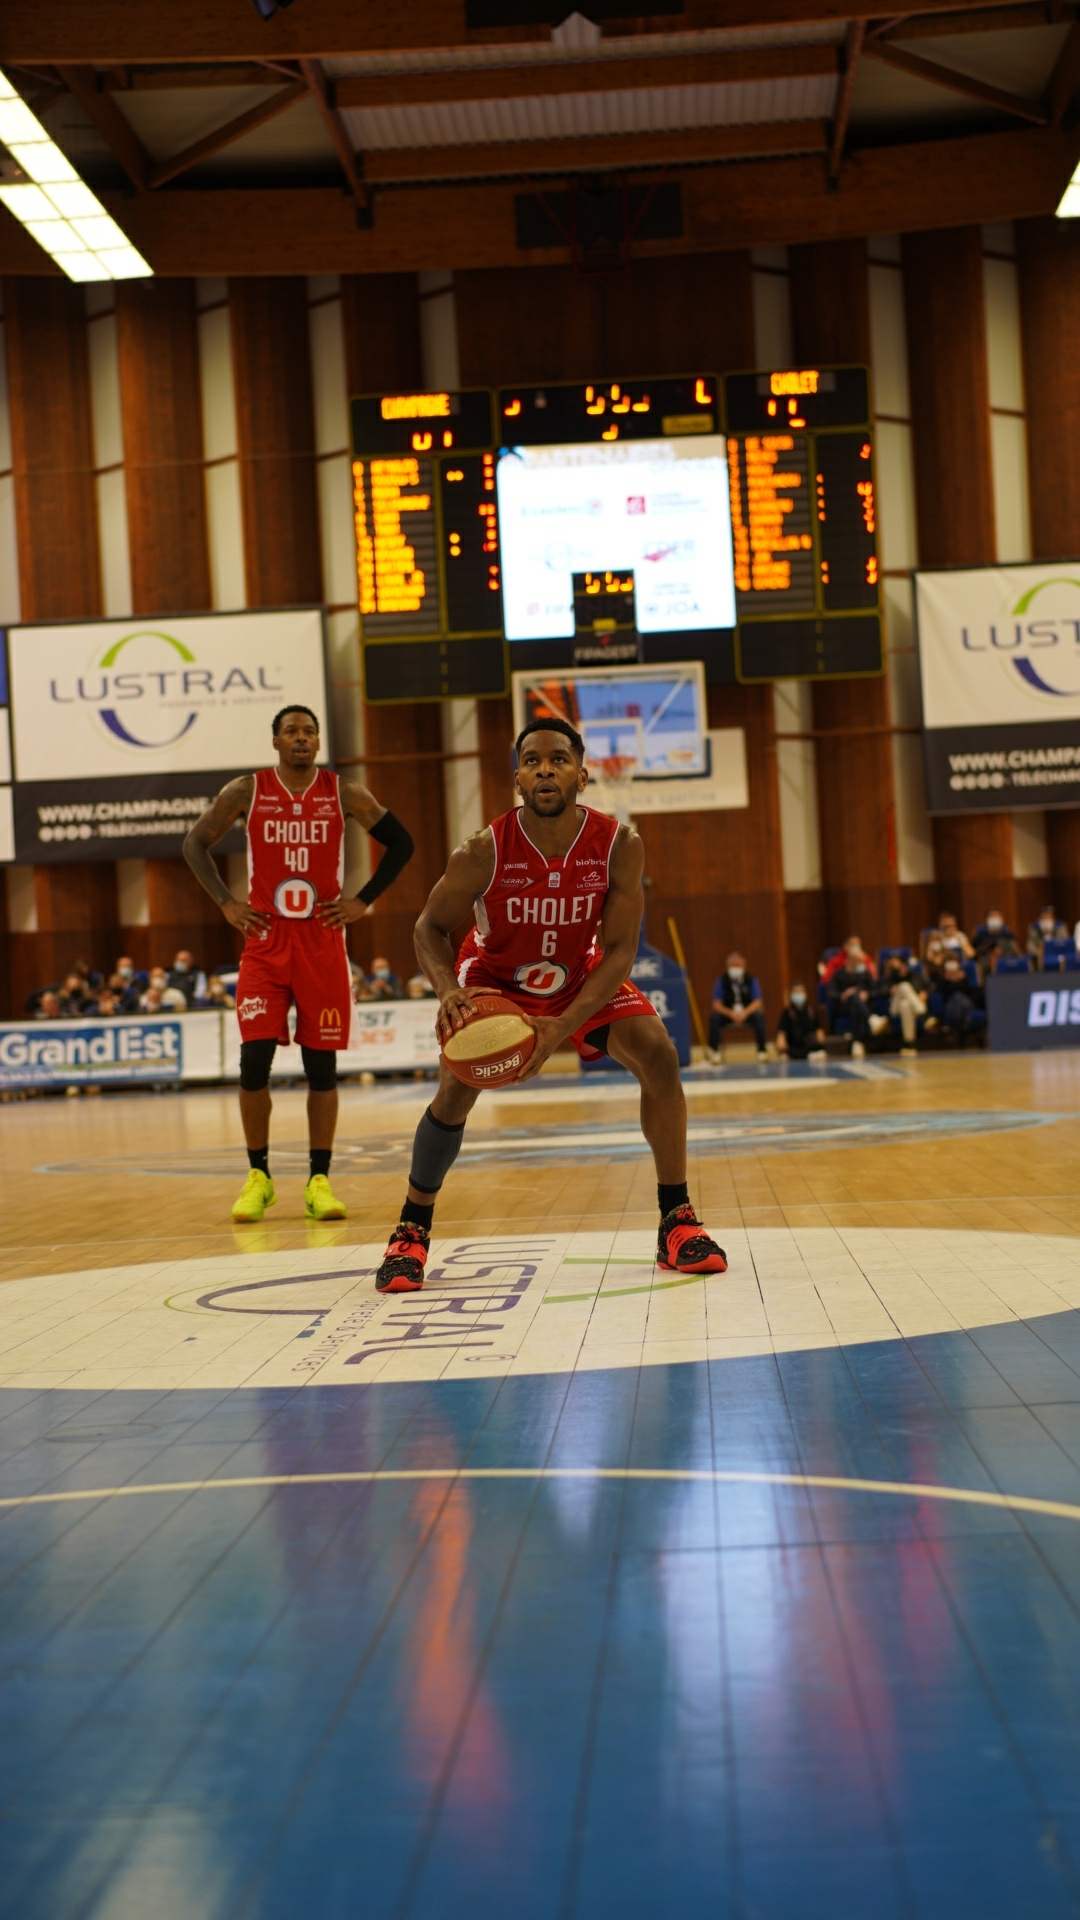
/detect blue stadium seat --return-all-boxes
[877,946,913,972]
[1042,938,1076,969]
[994,954,1031,975]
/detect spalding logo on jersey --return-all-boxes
[514,961,569,996]
[275,878,317,919]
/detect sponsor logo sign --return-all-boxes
[6,609,328,862]
[513,962,569,996]
[238,997,269,1023]
[0,1020,182,1087]
[916,565,1080,813]
[274,878,317,918]
[986,970,1080,1051]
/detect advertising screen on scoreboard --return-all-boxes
[351,369,882,701]
[511,662,708,779]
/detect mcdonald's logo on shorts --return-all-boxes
[319,1007,341,1029]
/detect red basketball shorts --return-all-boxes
[455,946,656,1059]
[236,919,354,1051]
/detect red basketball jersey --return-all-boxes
[246,766,345,920]
[458,804,619,1002]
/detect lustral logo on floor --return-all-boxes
[0,1022,182,1087]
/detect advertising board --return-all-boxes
[916,563,1080,812]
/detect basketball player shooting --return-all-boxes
[375,717,726,1292]
[184,705,414,1224]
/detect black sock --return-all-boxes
[658,1181,690,1218]
[402,1195,435,1232]
[309,1148,332,1179]
[248,1147,269,1176]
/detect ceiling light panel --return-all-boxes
[0,69,152,281]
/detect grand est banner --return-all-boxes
[3,608,329,862]
[916,563,1080,813]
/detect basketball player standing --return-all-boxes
[375,717,725,1291]
[185,706,414,1222]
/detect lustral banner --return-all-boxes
[916,563,1080,813]
[3,608,329,862]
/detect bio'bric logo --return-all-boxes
[962,576,1080,700]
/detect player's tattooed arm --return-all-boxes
[516,825,645,1081]
[415,831,496,1041]
[337,776,387,833]
[183,775,270,939]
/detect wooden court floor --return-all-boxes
[3,1053,1080,1918]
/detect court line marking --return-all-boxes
[2,1467,1080,1524]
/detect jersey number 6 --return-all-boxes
[541,929,557,956]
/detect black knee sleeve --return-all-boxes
[409,1105,466,1194]
[301,1045,338,1091]
[239,1038,277,1091]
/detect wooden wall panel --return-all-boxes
[116,280,211,617]
[478,696,516,824]
[3,277,101,622]
[340,272,422,392]
[791,238,902,958]
[1016,216,1080,922]
[229,277,322,608]
[3,278,116,1014]
[903,226,1013,922]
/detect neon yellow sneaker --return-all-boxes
[232,1168,276,1223]
[304,1173,347,1221]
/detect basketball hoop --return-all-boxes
[595,754,637,826]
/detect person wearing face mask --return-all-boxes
[367,956,402,1001]
[973,909,1017,967]
[826,937,878,1058]
[882,952,926,1055]
[776,985,825,1061]
[933,911,974,962]
[708,952,766,1061]
[1028,906,1068,966]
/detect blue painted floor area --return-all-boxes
[5,1320,1080,1918]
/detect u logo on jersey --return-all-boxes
[275,878,316,919]
[514,961,569,996]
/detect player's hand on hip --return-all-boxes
[516,1013,573,1081]
[222,900,271,939]
[436,986,477,1043]
[316,896,368,929]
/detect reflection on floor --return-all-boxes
[3,1053,1080,1916]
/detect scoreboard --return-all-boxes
[724,366,881,682]
[351,368,882,703]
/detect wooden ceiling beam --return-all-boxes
[147,80,308,188]
[363,117,828,182]
[862,38,1050,119]
[333,43,838,110]
[829,20,865,176]
[873,3,1061,37]
[0,0,1044,67]
[299,56,370,214]
[55,64,151,190]
[0,120,1070,275]
[1046,16,1080,119]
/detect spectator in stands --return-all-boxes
[351,963,374,1003]
[141,968,187,1013]
[367,956,402,1001]
[972,909,1019,975]
[940,954,983,1045]
[882,952,926,1056]
[406,972,437,999]
[34,991,62,1021]
[106,969,140,1014]
[1028,905,1069,966]
[114,955,147,998]
[708,953,767,1061]
[821,934,878,988]
[775,985,824,1061]
[827,938,878,1058]
[93,989,121,1018]
[198,975,235,1010]
[935,911,974,961]
[58,972,91,1017]
[167,949,206,1005]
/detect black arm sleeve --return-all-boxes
[357,809,415,906]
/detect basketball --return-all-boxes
[441,993,537,1087]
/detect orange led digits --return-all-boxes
[695,378,712,405]
[585,386,606,416]
[412,431,433,451]
[770,370,820,396]
[503,398,521,417]
[357,457,431,614]
[380,393,451,420]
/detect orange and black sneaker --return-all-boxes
[657,1204,727,1275]
[375,1220,430,1293]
